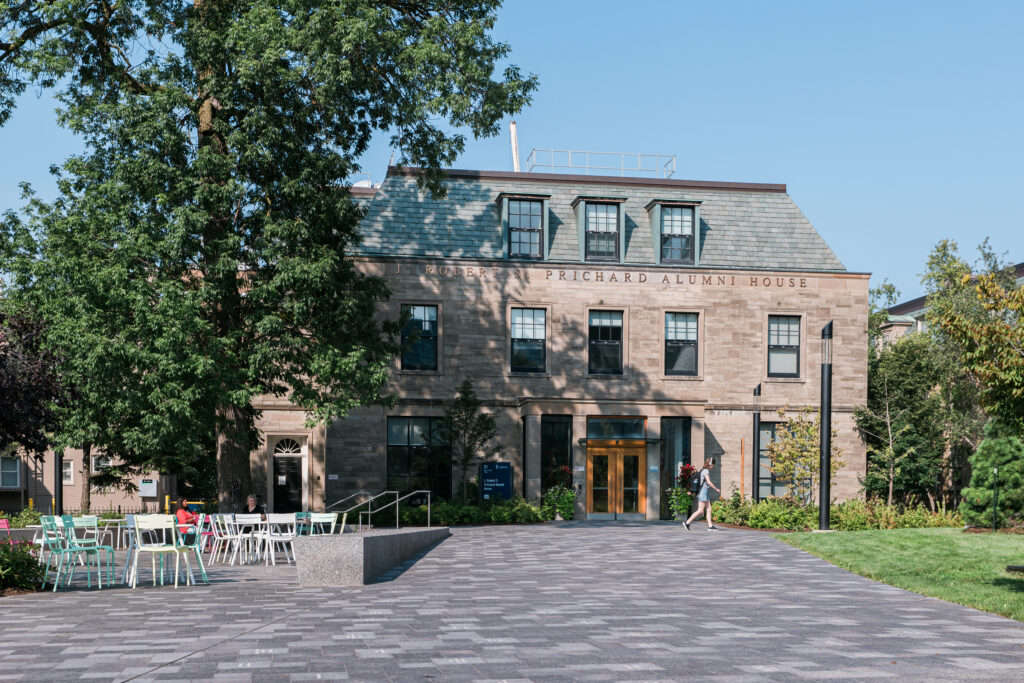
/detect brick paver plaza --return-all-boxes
[3,523,1024,681]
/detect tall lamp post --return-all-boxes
[819,321,833,531]
[54,448,64,516]
[752,384,761,502]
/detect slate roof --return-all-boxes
[354,167,847,273]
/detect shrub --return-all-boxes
[509,496,543,523]
[959,436,1024,528]
[540,485,576,521]
[488,503,514,524]
[8,509,41,529]
[0,542,44,590]
[666,487,693,521]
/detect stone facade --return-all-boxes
[252,168,870,519]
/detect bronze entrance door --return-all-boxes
[586,441,646,520]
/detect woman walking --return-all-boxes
[683,457,721,531]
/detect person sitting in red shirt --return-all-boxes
[175,496,199,544]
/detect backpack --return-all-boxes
[688,470,703,495]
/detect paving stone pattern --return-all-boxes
[2,523,1024,681]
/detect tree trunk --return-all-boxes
[80,442,92,513]
[216,404,252,512]
[926,489,936,512]
[887,463,894,507]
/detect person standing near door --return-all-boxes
[683,457,721,531]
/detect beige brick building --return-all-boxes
[249,167,869,519]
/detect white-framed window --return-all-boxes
[91,455,113,474]
[62,459,74,485]
[585,203,619,261]
[0,457,20,488]
[665,312,698,376]
[510,308,546,373]
[768,315,801,378]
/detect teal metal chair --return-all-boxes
[309,512,339,535]
[295,511,312,536]
[61,515,114,589]
[177,513,209,584]
[39,516,75,591]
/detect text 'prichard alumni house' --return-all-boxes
[250,166,869,519]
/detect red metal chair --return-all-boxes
[0,518,14,545]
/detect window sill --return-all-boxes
[585,372,628,380]
[764,377,806,384]
[398,369,443,377]
[509,371,552,378]
[663,374,704,382]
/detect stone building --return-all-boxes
[249,166,869,519]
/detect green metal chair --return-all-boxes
[61,515,114,589]
[39,516,76,591]
[309,512,339,535]
[295,511,312,536]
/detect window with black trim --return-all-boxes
[588,310,623,375]
[661,206,695,264]
[509,199,542,259]
[768,315,800,377]
[540,416,573,492]
[511,308,546,373]
[387,417,451,498]
[665,312,698,376]
[757,423,787,497]
[0,457,19,488]
[401,304,438,371]
[585,203,618,261]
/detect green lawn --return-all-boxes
[775,527,1024,621]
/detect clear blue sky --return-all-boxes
[2,0,1021,301]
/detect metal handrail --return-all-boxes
[324,491,373,511]
[330,490,398,530]
[358,490,432,531]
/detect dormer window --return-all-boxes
[646,199,701,266]
[661,206,694,264]
[498,192,550,261]
[509,199,543,259]
[572,196,627,263]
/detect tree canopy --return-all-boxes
[1,0,537,509]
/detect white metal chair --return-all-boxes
[208,514,241,564]
[129,514,191,588]
[309,512,339,535]
[264,513,297,565]
[232,513,265,564]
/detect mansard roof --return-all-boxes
[353,167,847,273]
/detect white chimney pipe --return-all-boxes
[510,120,521,172]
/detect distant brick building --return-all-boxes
[247,166,869,519]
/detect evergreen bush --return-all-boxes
[960,436,1024,528]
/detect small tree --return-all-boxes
[766,406,844,504]
[959,434,1024,528]
[437,379,502,502]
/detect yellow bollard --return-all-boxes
[51,497,55,514]
[164,494,170,514]
[28,498,33,510]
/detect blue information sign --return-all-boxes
[479,462,513,501]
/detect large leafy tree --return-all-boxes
[0,1,536,510]
[855,332,945,507]
[765,405,844,505]
[0,305,65,456]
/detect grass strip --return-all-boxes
[775,527,1024,621]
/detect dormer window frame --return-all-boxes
[645,199,702,266]
[572,196,628,263]
[498,192,551,261]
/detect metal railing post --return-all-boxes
[395,491,399,529]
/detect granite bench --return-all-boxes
[292,527,450,586]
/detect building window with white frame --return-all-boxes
[401,304,438,371]
[509,199,543,259]
[62,459,74,485]
[588,310,624,375]
[585,203,619,261]
[768,315,801,377]
[91,455,113,474]
[661,206,695,264]
[511,308,546,373]
[665,312,698,376]
[0,457,19,488]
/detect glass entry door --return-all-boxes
[586,442,646,519]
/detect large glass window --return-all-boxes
[387,417,451,499]
[660,417,692,519]
[768,315,800,377]
[758,423,787,497]
[62,459,74,485]
[661,206,694,264]
[509,199,542,259]
[0,457,19,488]
[511,308,546,373]
[665,312,698,376]
[586,417,645,440]
[588,310,623,375]
[540,416,573,492]
[401,304,438,371]
[585,203,618,261]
